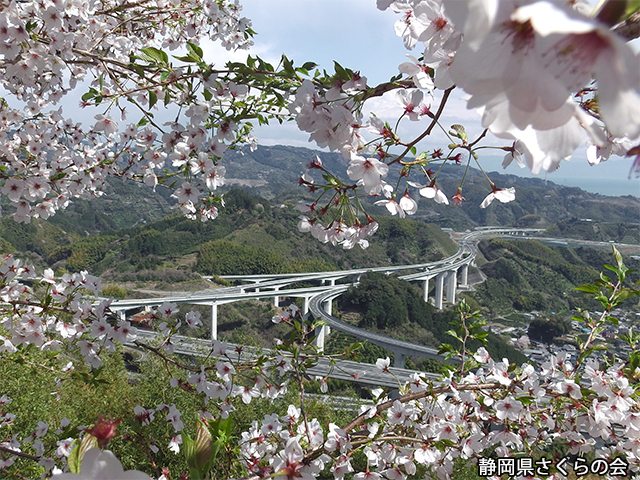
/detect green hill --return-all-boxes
[12,144,637,239]
[0,188,457,284]
[471,238,640,315]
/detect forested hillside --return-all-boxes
[335,273,529,368]
[0,188,457,283]
[221,145,640,232]
[2,144,636,239]
[472,239,640,315]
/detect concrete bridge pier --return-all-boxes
[323,299,332,316]
[313,325,328,352]
[322,300,332,337]
[211,302,218,341]
[422,278,430,302]
[460,264,469,287]
[118,310,126,321]
[393,351,405,369]
[446,270,457,304]
[434,273,444,309]
[273,286,281,307]
[302,296,310,316]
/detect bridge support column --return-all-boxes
[118,310,126,321]
[446,270,457,304]
[313,325,328,352]
[324,299,332,316]
[393,352,405,369]
[460,265,469,287]
[273,287,280,307]
[211,302,218,342]
[422,278,430,303]
[435,274,444,309]
[323,300,332,336]
[143,306,151,313]
[302,297,310,316]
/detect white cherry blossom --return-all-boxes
[480,186,516,208]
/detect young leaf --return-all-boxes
[148,90,157,109]
[187,42,203,60]
[139,47,168,64]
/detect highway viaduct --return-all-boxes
[109,227,544,369]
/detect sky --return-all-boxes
[204,0,640,198]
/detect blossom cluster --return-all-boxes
[0,0,252,224]
[284,0,640,247]
[1,0,638,249]
[236,346,640,480]
[382,0,640,174]
[0,257,639,480]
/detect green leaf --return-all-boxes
[139,47,169,64]
[282,55,295,76]
[82,88,97,101]
[173,54,198,63]
[333,61,350,81]
[629,350,640,371]
[438,343,455,355]
[613,245,624,268]
[187,42,203,60]
[148,91,157,109]
[605,315,619,327]
[445,329,462,341]
[516,395,536,405]
[302,61,318,71]
[575,284,600,294]
[449,124,468,142]
[623,0,640,20]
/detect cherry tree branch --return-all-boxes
[341,380,502,434]
[390,86,455,165]
[0,445,40,462]
[614,11,640,40]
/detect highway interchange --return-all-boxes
[114,228,640,386]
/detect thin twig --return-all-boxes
[390,86,455,165]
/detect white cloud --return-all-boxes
[200,39,280,67]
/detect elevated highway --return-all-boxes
[110,227,545,367]
[127,330,440,389]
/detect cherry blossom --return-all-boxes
[374,198,406,218]
[51,448,151,480]
[396,89,426,121]
[480,185,516,208]
[410,182,450,205]
[514,0,640,139]
[347,156,389,194]
[398,193,418,215]
[398,55,434,90]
